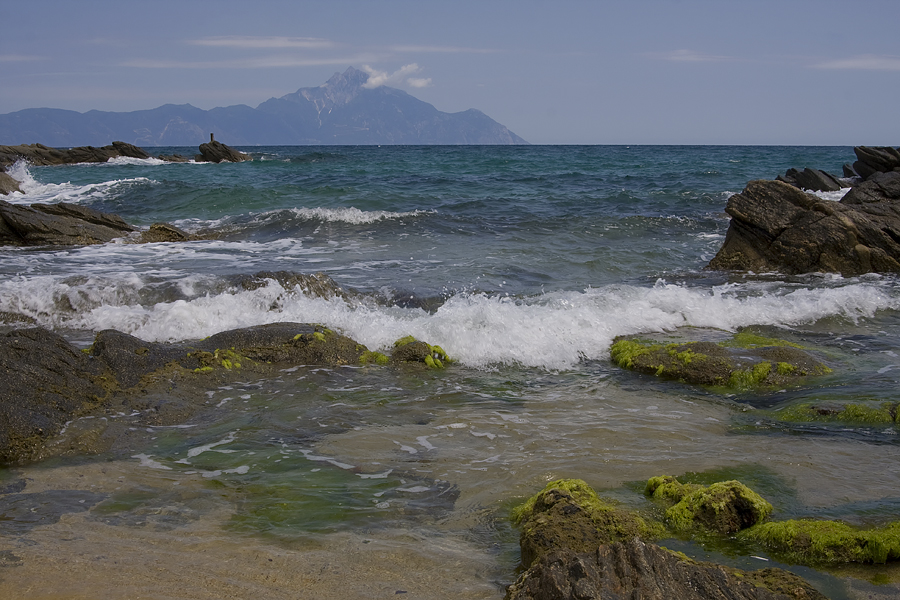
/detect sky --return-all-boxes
[1,0,899,145]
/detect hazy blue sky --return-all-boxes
[2,0,899,144]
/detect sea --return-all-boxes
[1,145,899,599]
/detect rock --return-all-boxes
[391,336,451,368]
[707,177,900,275]
[0,199,136,246]
[0,141,150,169]
[609,330,831,390]
[507,479,826,600]
[140,222,192,243]
[156,154,190,163]
[741,519,900,566]
[511,479,664,568]
[842,163,858,178]
[0,170,21,195]
[505,541,826,600]
[852,146,900,180]
[645,476,773,535]
[196,140,251,163]
[776,167,843,192]
[232,270,355,301]
[0,327,112,464]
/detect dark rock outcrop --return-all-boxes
[0,141,150,169]
[707,175,900,275]
[196,140,251,163]
[851,146,900,180]
[0,322,374,464]
[0,199,136,246]
[506,541,826,600]
[0,328,113,464]
[776,167,843,192]
[0,170,21,195]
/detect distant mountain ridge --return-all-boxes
[0,67,528,146]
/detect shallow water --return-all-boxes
[1,146,899,598]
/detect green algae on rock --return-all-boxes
[774,401,899,426]
[610,330,832,391]
[391,336,451,369]
[511,478,664,567]
[646,476,773,535]
[741,519,900,565]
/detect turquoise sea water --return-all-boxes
[1,146,899,599]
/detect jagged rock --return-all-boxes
[708,176,900,275]
[505,541,826,600]
[0,170,21,195]
[0,199,136,246]
[156,154,190,163]
[196,140,251,163]
[232,271,354,301]
[645,476,772,534]
[852,146,900,180]
[775,167,843,192]
[0,141,150,169]
[0,328,112,464]
[140,222,192,243]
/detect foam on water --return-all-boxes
[4,273,897,370]
[2,160,155,205]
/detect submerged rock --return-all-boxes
[742,519,900,566]
[707,175,900,276]
[609,330,831,391]
[391,335,451,369]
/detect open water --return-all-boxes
[1,145,899,599]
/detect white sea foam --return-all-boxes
[807,187,851,202]
[1,160,155,205]
[3,273,897,371]
[105,156,172,166]
[287,207,431,225]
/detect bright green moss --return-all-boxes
[393,335,417,347]
[777,402,896,425]
[610,339,658,369]
[741,519,900,565]
[728,361,772,390]
[647,476,772,535]
[359,351,389,366]
[724,332,803,349]
[776,362,796,375]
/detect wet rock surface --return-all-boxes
[507,479,827,600]
[196,140,251,163]
[709,146,900,276]
[0,199,136,246]
[0,141,151,169]
[0,322,370,465]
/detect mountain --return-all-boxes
[0,68,528,146]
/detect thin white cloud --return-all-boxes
[362,63,431,89]
[122,55,375,69]
[646,49,734,62]
[389,45,498,54]
[0,54,44,62]
[815,54,900,71]
[189,36,334,49]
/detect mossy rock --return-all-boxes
[610,330,831,391]
[773,401,899,426]
[391,336,450,369]
[512,478,665,567]
[741,519,900,565]
[646,476,773,535]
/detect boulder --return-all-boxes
[139,222,192,243]
[0,199,136,246]
[505,541,827,600]
[852,146,900,180]
[196,140,251,163]
[775,167,843,192]
[0,170,21,195]
[707,176,900,275]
